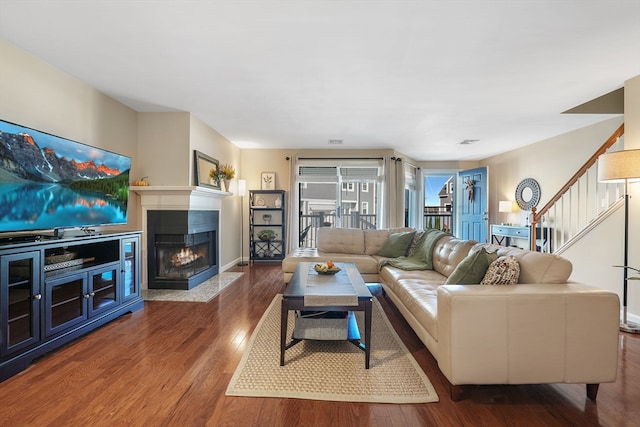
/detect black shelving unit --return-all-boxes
[249,190,286,263]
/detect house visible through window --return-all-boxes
[424,174,455,232]
[297,158,383,241]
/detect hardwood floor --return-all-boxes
[0,263,638,427]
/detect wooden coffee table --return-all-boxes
[280,262,372,368]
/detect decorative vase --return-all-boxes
[275,196,282,208]
[223,179,231,192]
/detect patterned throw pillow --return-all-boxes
[481,255,520,285]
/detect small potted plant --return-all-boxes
[217,163,236,191]
[257,229,277,241]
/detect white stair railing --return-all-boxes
[531,124,625,254]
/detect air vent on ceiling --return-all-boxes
[328,139,343,145]
[458,139,479,145]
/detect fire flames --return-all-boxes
[170,247,202,268]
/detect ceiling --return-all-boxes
[1,1,639,161]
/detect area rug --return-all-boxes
[226,294,439,403]
[141,272,243,302]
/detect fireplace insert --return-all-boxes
[147,210,219,290]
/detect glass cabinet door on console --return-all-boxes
[88,263,120,317]
[44,273,88,338]
[1,251,41,356]
[121,237,139,301]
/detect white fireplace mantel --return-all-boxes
[131,185,231,211]
[131,185,230,291]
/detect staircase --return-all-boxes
[530,124,625,254]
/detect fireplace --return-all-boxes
[147,210,219,290]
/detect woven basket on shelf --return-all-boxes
[44,252,77,265]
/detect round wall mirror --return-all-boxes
[515,178,541,210]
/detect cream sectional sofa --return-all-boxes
[282,227,620,401]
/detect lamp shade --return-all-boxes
[499,200,516,212]
[237,179,247,197]
[598,149,640,182]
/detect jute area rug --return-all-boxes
[226,294,439,403]
[141,272,244,302]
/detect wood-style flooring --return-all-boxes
[0,264,638,427]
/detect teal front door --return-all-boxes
[456,167,488,243]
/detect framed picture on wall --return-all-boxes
[194,150,220,190]
[261,172,275,190]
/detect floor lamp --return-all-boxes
[237,179,248,266]
[598,149,640,333]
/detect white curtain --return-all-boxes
[404,162,420,228]
[286,156,299,253]
[386,156,406,227]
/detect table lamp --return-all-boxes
[499,200,516,225]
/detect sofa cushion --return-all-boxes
[481,255,520,285]
[363,227,413,255]
[445,247,498,284]
[380,266,444,340]
[317,227,365,254]
[364,229,391,255]
[432,236,477,277]
[471,243,573,284]
[378,231,416,258]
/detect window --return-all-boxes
[297,158,383,233]
[424,173,455,232]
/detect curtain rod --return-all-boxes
[391,156,419,169]
[296,157,384,161]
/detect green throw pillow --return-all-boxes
[445,248,498,284]
[378,231,416,258]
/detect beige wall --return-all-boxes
[2,36,639,318]
[189,114,242,263]
[482,116,624,226]
[0,39,141,230]
[137,112,190,186]
[0,39,243,269]
[481,75,640,322]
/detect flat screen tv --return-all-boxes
[0,119,131,235]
